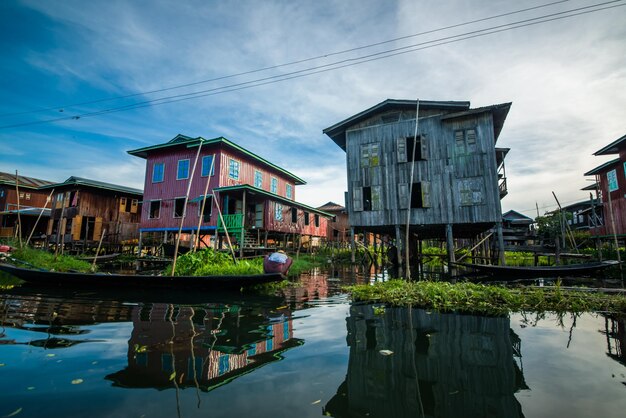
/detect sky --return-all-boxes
[0,0,624,219]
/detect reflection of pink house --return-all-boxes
[106,304,301,391]
[128,135,331,254]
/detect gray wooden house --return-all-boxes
[323,99,511,264]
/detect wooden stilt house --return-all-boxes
[127,135,331,256]
[323,99,512,265]
[39,177,143,253]
[0,172,54,241]
[584,133,626,239]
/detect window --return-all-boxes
[275,203,283,221]
[398,182,430,209]
[152,163,165,183]
[149,200,161,219]
[359,186,382,211]
[314,214,320,227]
[254,170,263,188]
[458,178,483,206]
[286,184,292,199]
[623,161,626,178]
[25,193,31,200]
[177,159,190,180]
[19,192,24,199]
[198,195,212,222]
[291,207,298,223]
[229,159,240,179]
[360,143,381,167]
[120,197,128,212]
[271,177,278,194]
[454,129,477,155]
[607,169,618,192]
[174,197,185,218]
[201,155,215,177]
[398,135,427,162]
[304,212,310,226]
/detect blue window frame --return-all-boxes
[623,162,626,178]
[177,159,190,180]
[218,355,229,375]
[275,203,283,221]
[152,163,164,183]
[247,344,257,357]
[607,169,618,192]
[271,177,278,194]
[286,184,292,199]
[254,170,263,188]
[201,155,215,177]
[229,159,240,180]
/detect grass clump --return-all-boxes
[167,249,263,276]
[8,245,94,273]
[346,280,626,316]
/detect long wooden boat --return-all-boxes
[452,260,620,279]
[0,263,284,290]
[77,253,121,263]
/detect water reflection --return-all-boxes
[0,290,302,394]
[326,304,528,418]
[602,314,626,368]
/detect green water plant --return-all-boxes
[167,248,263,276]
[7,245,94,273]
[346,280,626,316]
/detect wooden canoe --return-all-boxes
[0,263,284,290]
[451,260,620,279]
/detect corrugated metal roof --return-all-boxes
[317,201,345,212]
[127,135,306,185]
[39,176,143,196]
[593,133,626,156]
[584,158,620,176]
[0,171,55,189]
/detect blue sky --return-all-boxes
[0,0,624,217]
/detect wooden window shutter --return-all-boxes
[360,145,370,168]
[371,186,383,211]
[398,183,409,209]
[71,215,82,241]
[46,219,54,236]
[370,144,380,167]
[93,217,103,241]
[421,182,431,208]
[352,187,363,212]
[420,136,429,160]
[397,138,407,163]
[130,199,138,214]
[119,197,127,213]
[63,192,70,207]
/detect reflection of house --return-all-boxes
[323,99,511,264]
[325,305,527,418]
[40,177,143,252]
[317,201,349,244]
[106,303,302,391]
[128,135,331,255]
[501,209,535,246]
[0,172,54,240]
[584,134,626,238]
[601,314,626,367]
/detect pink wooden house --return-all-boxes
[128,135,331,255]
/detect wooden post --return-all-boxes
[350,227,356,263]
[446,224,455,265]
[137,231,143,256]
[213,192,237,264]
[54,192,67,259]
[26,188,54,247]
[91,229,106,272]
[496,221,505,266]
[607,190,622,269]
[240,189,246,258]
[405,99,420,280]
[14,171,23,248]
[194,154,215,251]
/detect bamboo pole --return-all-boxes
[552,191,578,252]
[171,139,204,276]
[26,188,55,247]
[456,232,493,262]
[91,228,106,272]
[213,191,237,264]
[14,171,23,248]
[54,192,67,259]
[405,99,419,280]
[194,153,216,251]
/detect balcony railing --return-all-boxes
[498,178,508,198]
[217,214,244,233]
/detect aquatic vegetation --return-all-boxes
[167,248,263,276]
[7,245,94,273]
[346,280,626,315]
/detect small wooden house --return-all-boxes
[40,176,143,252]
[584,133,626,238]
[501,210,535,246]
[317,201,350,244]
[128,135,331,255]
[0,172,54,241]
[323,99,511,264]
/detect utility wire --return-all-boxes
[0,0,573,118]
[0,1,622,129]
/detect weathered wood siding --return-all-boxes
[345,112,501,229]
[1,187,51,212]
[265,200,327,237]
[591,157,626,236]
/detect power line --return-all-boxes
[1,1,622,129]
[0,0,573,118]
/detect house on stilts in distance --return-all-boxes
[128,135,331,256]
[323,99,511,265]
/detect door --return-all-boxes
[255,204,264,228]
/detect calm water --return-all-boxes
[0,267,625,418]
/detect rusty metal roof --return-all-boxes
[0,171,55,189]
